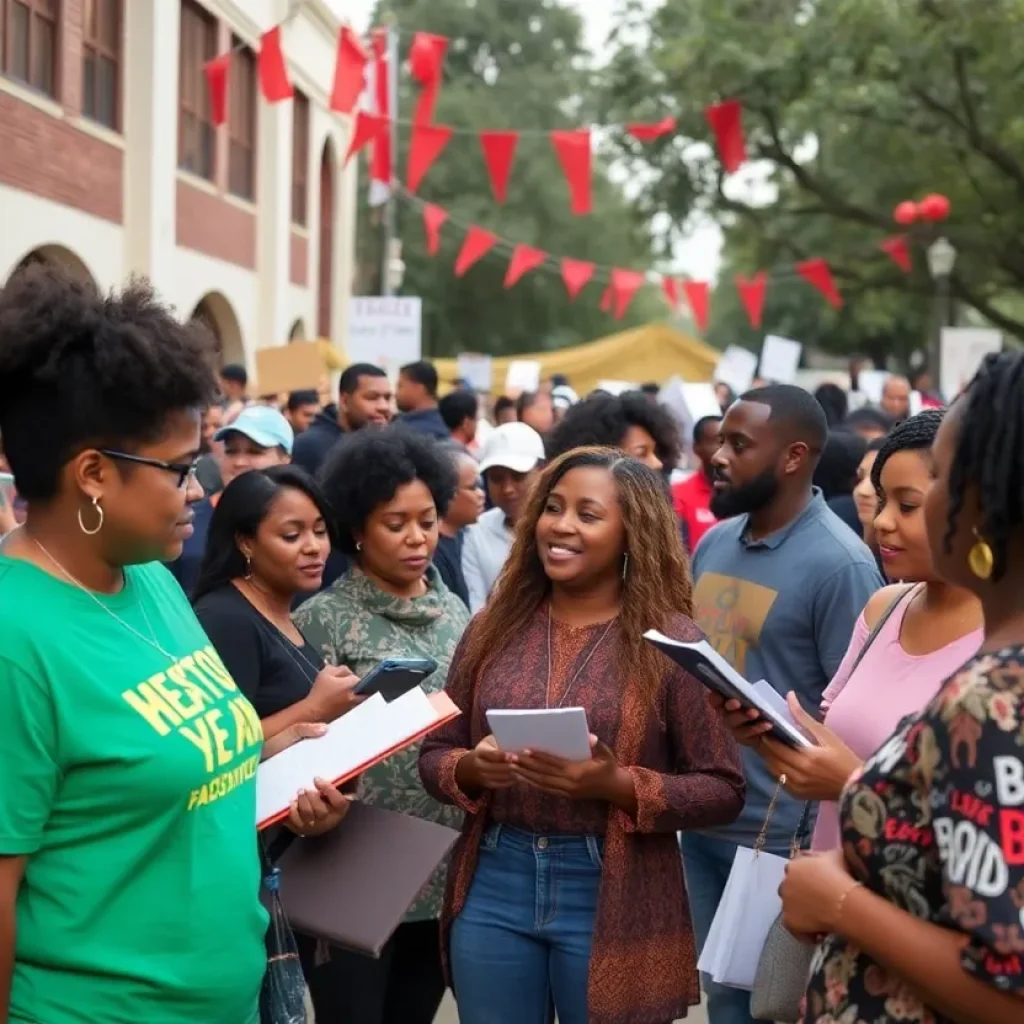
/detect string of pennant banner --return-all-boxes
[204,13,921,329]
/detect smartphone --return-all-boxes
[353,657,438,702]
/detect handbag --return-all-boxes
[750,585,915,1022]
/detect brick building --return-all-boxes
[0,0,359,369]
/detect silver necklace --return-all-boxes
[545,604,617,709]
[236,580,321,683]
[31,536,177,663]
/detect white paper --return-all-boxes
[256,687,440,826]
[487,707,592,761]
[679,383,723,423]
[856,369,889,405]
[759,335,802,385]
[643,631,812,748]
[714,345,758,395]
[940,327,1002,402]
[596,379,637,396]
[504,360,541,396]
[457,353,493,392]
[347,297,423,382]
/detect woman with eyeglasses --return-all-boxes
[0,266,275,1024]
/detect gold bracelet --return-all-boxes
[834,880,864,930]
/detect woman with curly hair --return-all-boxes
[419,448,744,1024]
[293,424,469,1024]
[545,390,681,473]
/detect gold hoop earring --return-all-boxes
[968,528,994,581]
[78,497,104,536]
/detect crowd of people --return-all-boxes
[0,262,1021,1024]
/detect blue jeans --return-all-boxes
[451,823,603,1024]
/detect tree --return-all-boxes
[602,0,1024,359]
[357,0,664,359]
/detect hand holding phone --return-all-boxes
[354,658,438,702]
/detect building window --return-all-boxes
[82,0,119,129]
[228,40,256,201]
[291,91,309,226]
[2,0,59,97]
[178,0,217,180]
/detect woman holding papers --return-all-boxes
[780,353,1024,1024]
[419,447,745,1024]
[294,425,470,1024]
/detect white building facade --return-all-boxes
[0,0,359,372]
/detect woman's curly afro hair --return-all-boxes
[318,424,458,555]
[546,391,681,469]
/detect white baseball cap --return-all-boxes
[477,422,545,474]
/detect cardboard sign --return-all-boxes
[714,345,758,395]
[758,335,802,385]
[254,341,329,396]
[348,297,423,380]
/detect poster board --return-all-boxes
[456,353,494,392]
[714,346,758,395]
[758,335,802,384]
[940,327,1002,401]
[254,342,330,396]
[347,297,423,380]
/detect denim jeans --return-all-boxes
[451,823,603,1024]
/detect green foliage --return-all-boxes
[357,0,663,358]
[602,0,1024,360]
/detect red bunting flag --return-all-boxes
[879,236,912,273]
[661,276,680,309]
[407,124,453,193]
[561,258,595,300]
[682,280,711,334]
[704,99,746,174]
[599,283,614,312]
[504,245,547,289]
[797,258,843,308]
[204,54,230,126]
[368,29,391,203]
[610,268,646,319]
[479,131,519,204]
[258,26,293,102]
[627,117,677,142]
[454,226,498,277]
[408,32,448,126]
[422,204,448,255]
[550,130,592,216]
[736,272,767,328]
[344,112,389,165]
[330,26,369,114]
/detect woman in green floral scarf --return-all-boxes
[294,425,469,1024]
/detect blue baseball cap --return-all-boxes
[215,405,294,455]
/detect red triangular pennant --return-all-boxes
[682,280,711,334]
[479,131,519,204]
[561,258,595,301]
[422,204,448,256]
[344,112,389,165]
[550,130,592,215]
[705,99,746,174]
[736,272,768,328]
[627,116,677,142]
[406,124,453,193]
[258,26,293,103]
[454,226,498,277]
[796,258,843,308]
[504,245,547,289]
[879,236,912,273]
[661,276,680,309]
[369,29,391,194]
[204,54,230,127]
[330,26,369,114]
[408,32,448,126]
[610,268,646,320]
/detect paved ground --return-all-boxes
[435,990,709,1023]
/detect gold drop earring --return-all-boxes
[968,527,994,581]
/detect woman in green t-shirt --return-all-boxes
[0,266,329,1024]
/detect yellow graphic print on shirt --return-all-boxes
[692,572,777,675]
[120,644,264,812]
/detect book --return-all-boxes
[486,707,592,761]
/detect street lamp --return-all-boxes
[926,236,957,395]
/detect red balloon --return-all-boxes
[918,193,951,222]
[893,200,919,225]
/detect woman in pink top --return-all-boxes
[713,409,983,847]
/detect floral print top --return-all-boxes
[293,566,470,922]
[803,646,1024,1023]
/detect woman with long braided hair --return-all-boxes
[419,447,744,1024]
[779,352,1024,1024]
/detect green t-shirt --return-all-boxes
[0,555,268,1024]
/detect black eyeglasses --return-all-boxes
[100,450,199,488]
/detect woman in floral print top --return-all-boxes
[780,351,1024,1024]
[293,426,469,1024]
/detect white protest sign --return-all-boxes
[940,327,1002,402]
[680,383,724,422]
[714,346,758,395]
[596,380,637,396]
[505,360,542,396]
[456,353,493,393]
[347,297,423,380]
[856,369,890,405]
[758,335,802,384]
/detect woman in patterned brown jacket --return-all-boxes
[420,447,745,1024]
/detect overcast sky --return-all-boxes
[326,0,724,281]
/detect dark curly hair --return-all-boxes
[870,409,943,495]
[0,264,216,501]
[318,424,457,555]
[545,391,681,469]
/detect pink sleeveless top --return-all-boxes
[810,587,983,850]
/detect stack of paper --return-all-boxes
[487,707,592,761]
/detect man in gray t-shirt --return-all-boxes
[681,384,882,1024]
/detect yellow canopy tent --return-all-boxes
[432,322,720,396]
